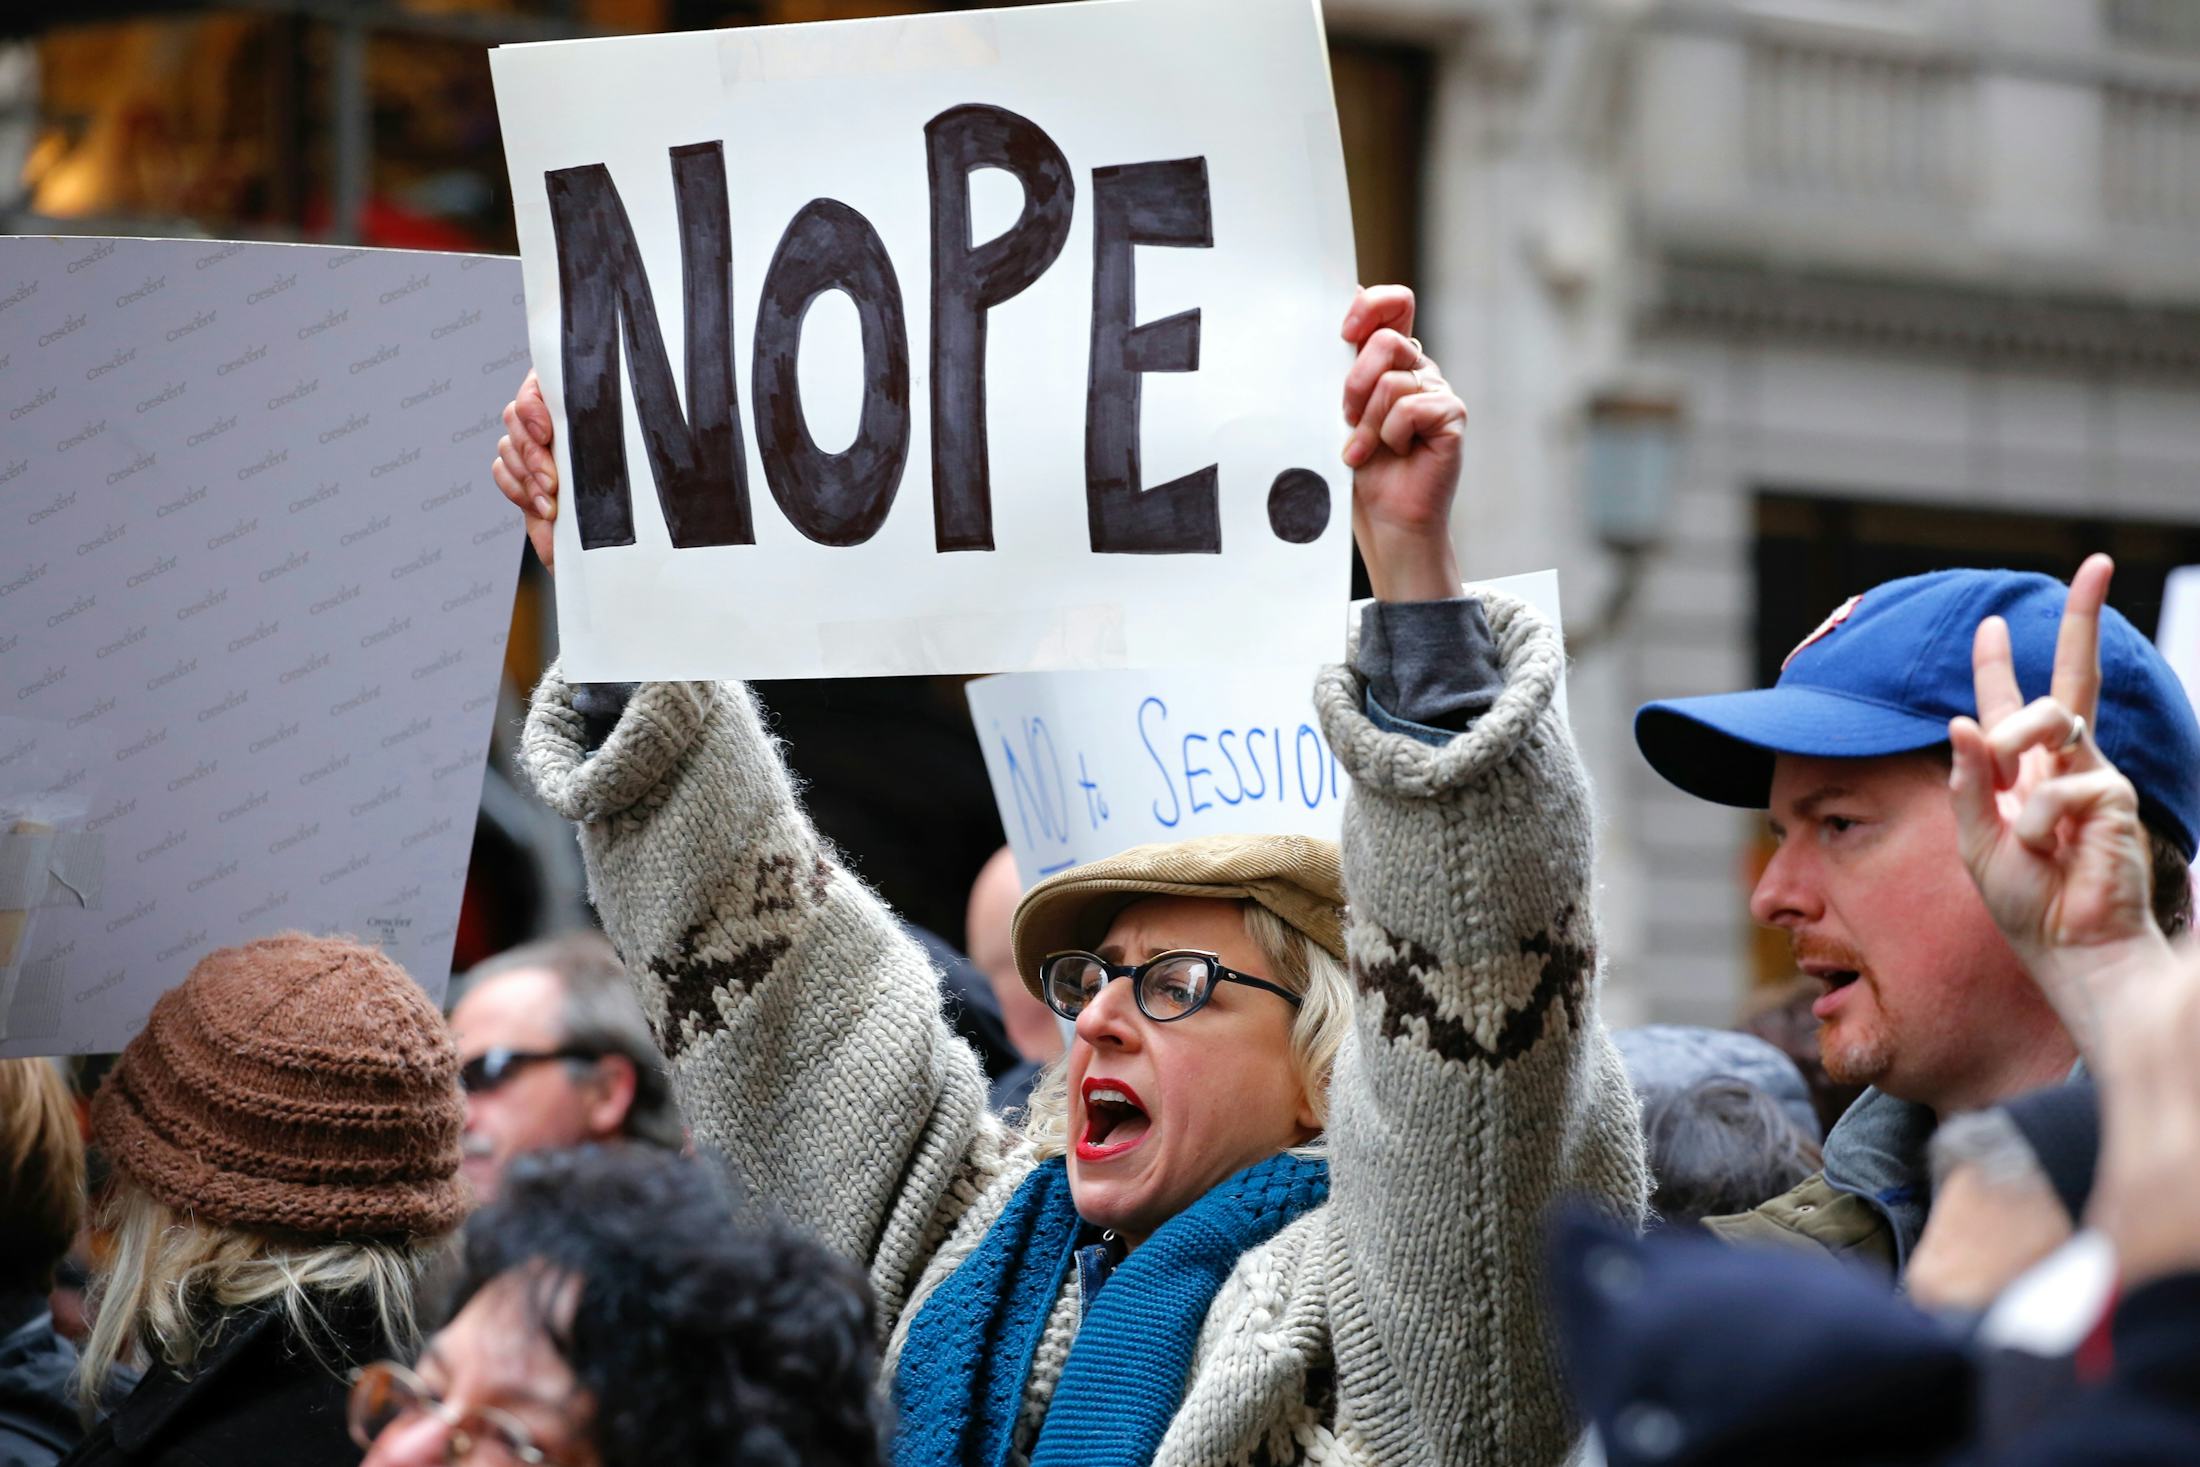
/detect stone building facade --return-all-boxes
[1336,0,2200,1021]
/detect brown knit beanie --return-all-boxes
[93,932,466,1241]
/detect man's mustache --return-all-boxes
[1791,935,1867,974]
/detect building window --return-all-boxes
[2105,0,2200,52]
[1754,492,2200,692]
[2104,84,2200,229]
[1742,38,1971,208]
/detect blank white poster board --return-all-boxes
[491,0,1357,680]
[0,236,526,1055]
[2161,567,2200,720]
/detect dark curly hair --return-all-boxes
[455,1146,887,1467]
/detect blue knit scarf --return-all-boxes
[892,1151,1329,1467]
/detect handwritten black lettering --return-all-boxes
[752,199,910,546]
[1085,157,1219,554]
[925,104,1073,552]
[546,144,753,551]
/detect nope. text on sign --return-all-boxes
[492,0,1357,680]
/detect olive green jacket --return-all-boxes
[1701,1087,1936,1275]
[1703,1173,1899,1272]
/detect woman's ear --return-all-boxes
[1293,1082,1322,1142]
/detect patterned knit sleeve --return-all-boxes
[518,665,999,1329]
[1312,589,1650,1466]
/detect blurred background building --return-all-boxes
[6,0,2195,1023]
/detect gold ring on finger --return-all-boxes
[1409,368,1426,394]
[1407,335,1425,363]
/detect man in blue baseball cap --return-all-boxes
[1634,555,2200,1269]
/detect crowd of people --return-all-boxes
[4,282,2198,1466]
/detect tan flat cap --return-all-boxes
[1010,833,1345,1002]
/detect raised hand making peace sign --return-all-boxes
[1947,554,2172,1048]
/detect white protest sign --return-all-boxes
[2160,567,2200,719]
[490,0,1357,681]
[969,572,1566,888]
[0,235,525,1056]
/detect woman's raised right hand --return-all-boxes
[491,370,559,571]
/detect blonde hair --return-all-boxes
[1019,898,1353,1161]
[0,1058,84,1294]
[76,1181,440,1408]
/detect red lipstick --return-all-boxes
[1076,1076,1151,1163]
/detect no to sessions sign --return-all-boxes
[490,0,1357,680]
[968,573,1567,887]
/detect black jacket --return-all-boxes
[0,1293,83,1467]
[1552,1212,2200,1466]
[1959,1273,2200,1467]
[59,1296,388,1467]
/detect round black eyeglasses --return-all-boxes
[1038,949,1303,1024]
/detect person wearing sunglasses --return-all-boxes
[502,284,1646,1466]
[355,1146,885,1467]
[446,931,683,1205]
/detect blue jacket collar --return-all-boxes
[1818,1087,1936,1268]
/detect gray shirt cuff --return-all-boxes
[571,681,640,752]
[1354,597,1504,746]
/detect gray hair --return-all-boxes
[1640,1078,1823,1230]
[461,931,685,1152]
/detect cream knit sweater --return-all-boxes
[519,590,1647,1466]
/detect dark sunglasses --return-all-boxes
[1038,949,1303,1024]
[458,1046,602,1095]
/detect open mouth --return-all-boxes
[1809,968,1861,1019]
[1077,1077,1151,1162]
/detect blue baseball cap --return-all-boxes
[1635,568,2200,858]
